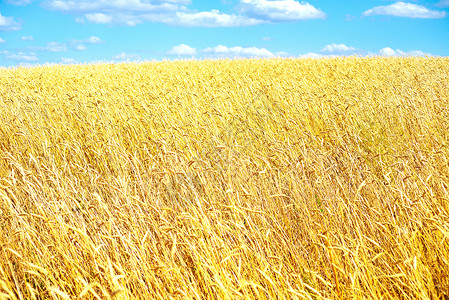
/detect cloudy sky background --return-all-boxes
[0,0,448,67]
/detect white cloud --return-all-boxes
[408,50,429,56]
[69,36,104,50]
[60,57,78,64]
[379,47,397,56]
[299,52,332,59]
[168,44,197,56]
[6,0,33,5]
[21,36,34,41]
[42,0,190,26]
[167,44,290,58]
[296,45,432,59]
[30,42,67,52]
[42,0,323,27]
[85,36,103,44]
[203,44,275,58]
[322,43,356,54]
[85,13,115,24]
[363,2,446,19]
[239,0,326,21]
[262,36,272,41]
[43,0,188,13]
[0,12,21,31]
[276,51,290,57]
[80,10,263,27]
[379,47,430,56]
[0,38,5,44]
[169,10,263,27]
[75,44,87,51]
[113,52,141,61]
[85,13,143,26]
[379,47,396,56]
[45,42,68,52]
[6,51,39,62]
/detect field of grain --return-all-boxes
[0,57,448,299]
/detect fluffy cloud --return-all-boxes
[299,52,329,59]
[363,2,446,19]
[44,42,68,52]
[84,36,103,44]
[0,12,21,31]
[70,36,104,45]
[75,10,263,27]
[165,44,290,58]
[169,10,263,27]
[378,47,430,57]
[203,45,275,58]
[60,57,78,64]
[70,36,104,51]
[276,51,290,57]
[84,13,115,24]
[21,36,34,41]
[113,52,141,61]
[24,36,103,54]
[379,47,398,56]
[75,44,87,51]
[4,51,39,62]
[6,0,33,5]
[168,44,197,56]
[321,43,356,54]
[239,0,326,21]
[0,38,5,44]
[297,44,432,59]
[42,0,324,27]
[42,0,187,13]
[28,42,67,52]
[45,0,186,26]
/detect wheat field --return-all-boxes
[0,57,448,299]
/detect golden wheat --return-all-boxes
[0,57,448,299]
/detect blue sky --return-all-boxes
[0,0,448,67]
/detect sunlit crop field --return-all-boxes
[0,57,448,299]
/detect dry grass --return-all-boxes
[0,57,448,299]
